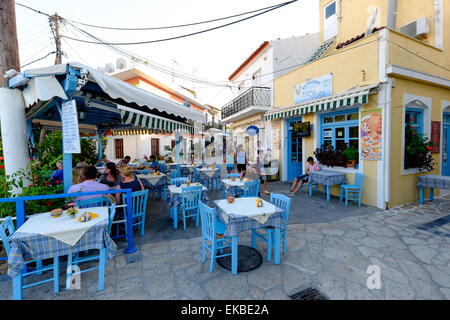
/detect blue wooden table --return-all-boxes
[417,175,450,204]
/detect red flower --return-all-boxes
[54,180,60,184]
[0,165,4,169]
[427,146,433,151]
[27,184,33,188]
[0,156,3,161]
[46,200,53,206]
[413,131,418,135]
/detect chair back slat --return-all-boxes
[199,202,216,241]
[0,216,15,255]
[226,173,241,179]
[355,173,364,188]
[171,177,188,186]
[243,180,260,197]
[170,170,179,179]
[108,204,116,235]
[76,196,110,209]
[270,193,292,224]
[181,185,202,210]
[122,189,148,219]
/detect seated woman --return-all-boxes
[115,165,144,203]
[290,156,320,194]
[99,162,123,188]
[72,166,85,185]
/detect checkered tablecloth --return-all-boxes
[309,170,347,187]
[417,175,450,189]
[198,169,220,183]
[7,219,116,278]
[138,174,168,189]
[213,200,285,238]
[167,184,209,208]
[221,179,247,197]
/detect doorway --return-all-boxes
[287,117,303,181]
[151,138,160,157]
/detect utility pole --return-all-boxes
[0,0,20,87]
[50,13,62,65]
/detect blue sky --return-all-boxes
[15,0,319,107]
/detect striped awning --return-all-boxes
[265,83,379,121]
[119,106,195,134]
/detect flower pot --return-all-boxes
[347,160,357,167]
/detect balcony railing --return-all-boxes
[221,86,271,119]
[205,121,223,131]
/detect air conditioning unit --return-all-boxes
[399,17,429,39]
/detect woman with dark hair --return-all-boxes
[99,162,123,188]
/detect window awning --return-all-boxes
[264,83,380,121]
[119,105,195,134]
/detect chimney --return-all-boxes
[387,0,398,30]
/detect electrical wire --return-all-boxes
[15,2,52,17]
[20,42,54,65]
[20,51,56,68]
[60,1,297,45]
[64,1,296,31]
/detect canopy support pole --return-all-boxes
[175,131,181,176]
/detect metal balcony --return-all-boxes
[221,86,271,120]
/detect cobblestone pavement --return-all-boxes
[1,171,449,300]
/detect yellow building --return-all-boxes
[267,0,450,209]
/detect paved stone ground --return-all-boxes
[1,167,449,300]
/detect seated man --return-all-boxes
[68,166,109,201]
[117,155,131,166]
[51,160,64,185]
[149,155,160,171]
[290,156,320,194]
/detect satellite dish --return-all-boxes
[105,63,116,73]
[365,7,379,37]
[116,58,127,70]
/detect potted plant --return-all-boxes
[404,125,435,171]
[342,146,358,167]
[314,144,348,167]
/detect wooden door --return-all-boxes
[151,138,160,156]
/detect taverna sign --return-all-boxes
[294,73,333,104]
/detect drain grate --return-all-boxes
[289,287,328,300]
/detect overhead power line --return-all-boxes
[60,1,298,45]
[64,1,295,31]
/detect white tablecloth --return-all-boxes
[197,168,220,178]
[215,197,276,224]
[16,207,109,246]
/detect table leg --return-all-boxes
[274,228,281,265]
[231,236,238,275]
[327,186,331,202]
[174,205,178,229]
[98,248,107,291]
[164,185,167,202]
[309,183,312,197]
[53,256,59,294]
[12,273,23,300]
[419,187,424,204]
[430,188,434,202]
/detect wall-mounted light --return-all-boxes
[77,106,88,121]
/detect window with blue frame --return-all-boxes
[404,107,425,169]
[320,108,359,152]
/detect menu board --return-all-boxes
[360,108,382,160]
[62,100,81,154]
[431,121,440,154]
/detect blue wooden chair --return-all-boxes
[199,202,233,272]
[251,193,292,261]
[299,182,319,193]
[159,163,166,174]
[170,177,188,187]
[226,173,241,179]
[170,169,179,179]
[176,185,203,230]
[121,189,149,237]
[242,180,260,197]
[76,196,110,209]
[1,216,60,300]
[213,167,222,191]
[193,167,199,182]
[66,204,116,291]
[340,173,364,206]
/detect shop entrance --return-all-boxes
[287,117,303,181]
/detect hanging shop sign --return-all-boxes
[246,125,259,136]
[360,108,382,160]
[61,99,81,154]
[294,73,333,104]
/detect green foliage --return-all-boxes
[404,125,434,171]
[37,131,106,167]
[342,145,358,161]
